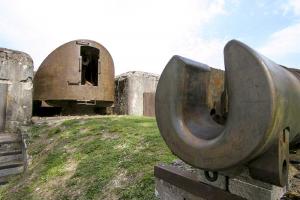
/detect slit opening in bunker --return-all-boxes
[80,46,100,86]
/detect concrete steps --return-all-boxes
[0,133,25,184]
[0,150,22,157]
[0,154,23,164]
[0,134,21,145]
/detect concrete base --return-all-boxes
[155,178,205,200]
[229,172,286,200]
[155,161,286,200]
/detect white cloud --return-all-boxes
[256,0,300,67]
[0,0,228,74]
[259,23,300,62]
[175,36,227,69]
[281,0,300,15]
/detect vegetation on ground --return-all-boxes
[0,116,176,200]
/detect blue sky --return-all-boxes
[193,0,300,68]
[208,1,290,43]
[1,0,300,74]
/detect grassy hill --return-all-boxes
[0,116,176,200]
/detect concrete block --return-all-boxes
[155,178,205,200]
[229,170,286,200]
[229,179,285,200]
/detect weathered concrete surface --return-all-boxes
[0,84,7,131]
[0,48,33,132]
[114,71,159,116]
[228,170,286,200]
[155,178,205,200]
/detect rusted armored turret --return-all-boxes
[156,40,300,186]
[33,39,114,115]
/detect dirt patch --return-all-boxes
[32,115,109,126]
[101,169,129,200]
[101,132,119,140]
[33,159,78,199]
[132,142,148,153]
[77,135,101,144]
[79,127,89,134]
[114,143,128,150]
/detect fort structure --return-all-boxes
[0,48,33,183]
[0,48,33,132]
[114,71,159,116]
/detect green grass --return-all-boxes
[0,116,176,200]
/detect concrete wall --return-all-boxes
[115,71,159,116]
[0,48,33,132]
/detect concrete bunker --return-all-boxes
[0,48,33,132]
[114,71,159,116]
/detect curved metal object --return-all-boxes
[33,39,114,108]
[156,40,300,185]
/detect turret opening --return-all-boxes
[80,46,100,86]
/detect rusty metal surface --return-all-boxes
[248,127,289,186]
[154,164,245,200]
[155,40,300,186]
[33,39,114,107]
[143,92,155,117]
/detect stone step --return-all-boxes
[0,143,22,155]
[0,143,22,153]
[0,150,22,157]
[0,176,9,185]
[0,165,24,179]
[0,133,24,184]
[0,160,23,170]
[0,133,21,145]
[0,154,23,164]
